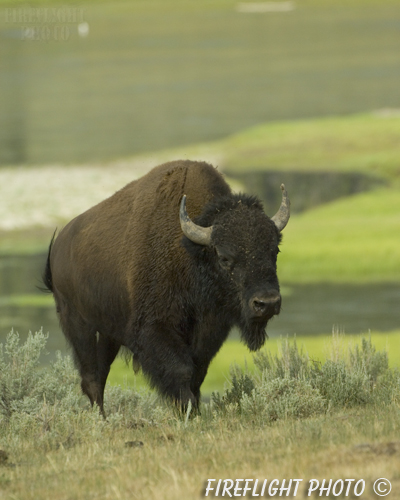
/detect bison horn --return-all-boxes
[180,195,213,246]
[271,184,290,231]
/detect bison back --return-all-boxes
[50,160,230,326]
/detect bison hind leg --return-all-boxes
[80,334,120,418]
[96,333,121,401]
[57,301,118,417]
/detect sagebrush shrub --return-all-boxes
[1,329,399,439]
[212,333,399,419]
[349,336,389,384]
[211,371,255,411]
[253,337,311,380]
[240,377,325,422]
[0,330,81,420]
[311,360,372,407]
[0,330,169,443]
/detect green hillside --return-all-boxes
[192,112,399,180]
[278,186,400,283]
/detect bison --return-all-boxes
[43,160,290,415]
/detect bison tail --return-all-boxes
[40,229,56,294]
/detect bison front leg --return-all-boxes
[135,327,198,413]
[190,361,209,407]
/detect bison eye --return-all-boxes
[216,250,235,271]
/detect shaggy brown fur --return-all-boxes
[43,160,286,415]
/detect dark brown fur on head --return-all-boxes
[182,192,282,351]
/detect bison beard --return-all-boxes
[43,160,290,416]
[240,318,269,352]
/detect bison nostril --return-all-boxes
[250,293,281,316]
[253,299,268,313]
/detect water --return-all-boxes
[1,254,399,361]
[232,170,387,216]
[0,254,65,355]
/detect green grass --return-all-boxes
[131,111,400,183]
[278,186,400,283]
[108,330,400,396]
[0,294,54,307]
[0,228,57,256]
[218,112,400,179]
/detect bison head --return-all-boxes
[180,185,290,351]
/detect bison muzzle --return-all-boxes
[43,160,290,416]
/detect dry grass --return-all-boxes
[1,407,400,500]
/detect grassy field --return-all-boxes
[2,406,400,500]
[1,331,400,500]
[2,407,399,499]
[131,110,400,180]
[279,186,400,283]
[219,112,400,179]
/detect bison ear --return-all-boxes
[271,184,290,231]
[179,195,213,246]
